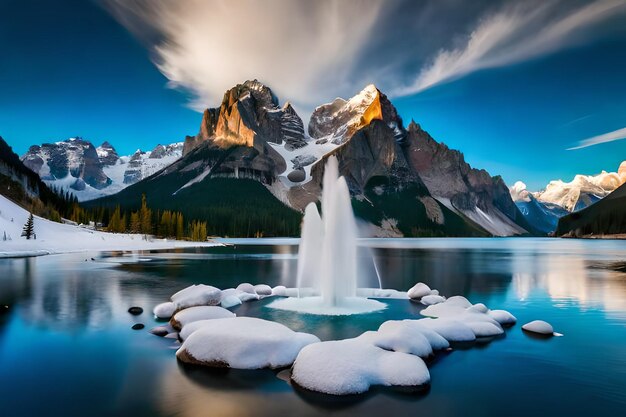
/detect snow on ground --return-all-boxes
[0,194,216,257]
[176,317,320,369]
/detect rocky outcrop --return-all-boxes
[96,141,119,166]
[402,121,531,235]
[307,85,406,194]
[22,138,111,190]
[183,80,307,156]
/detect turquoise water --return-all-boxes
[0,238,625,416]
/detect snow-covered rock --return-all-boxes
[238,292,259,302]
[462,320,504,337]
[364,323,433,358]
[272,285,287,296]
[253,284,273,296]
[444,295,473,308]
[153,302,176,319]
[420,294,445,306]
[171,284,221,310]
[522,320,554,335]
[170,306,235,330]
[407,282,431,300]
[236,283,256,294]
[220,295,242,309]
[417,319,476,342]
[176,317,320,369]
[291,338,430,395]
[489,309,517,326]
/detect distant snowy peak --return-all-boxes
[509,181,531,203]
[530,161,626,212]
[22,138,183,201]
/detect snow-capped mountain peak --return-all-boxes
[22,139,184,201]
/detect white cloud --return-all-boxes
[393,0,626,96]
[104,0,384,111]
[567,126,626,150]
[104,0,626,113]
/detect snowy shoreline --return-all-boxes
[0,194,217,258]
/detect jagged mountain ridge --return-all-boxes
[88,80,527,237]
[21,139,183,201]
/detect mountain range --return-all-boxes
[511,161,626,234]
[78,80,536,237]
[11,79,626,238]
[21,139,183,201]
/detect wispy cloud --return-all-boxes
[103,0,626,112]
[393,0,626,96]
[103,0,385,111]
[567,127,626,150]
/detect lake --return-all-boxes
[0,238,625,417]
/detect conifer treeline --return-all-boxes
[100,194,207,241]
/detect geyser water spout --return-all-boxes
[271,156,386,315]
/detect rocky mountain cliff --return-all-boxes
[88,80,530,237]
[400,122,535,235]
[22,139,183,201]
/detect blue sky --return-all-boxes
[1,0,625,191]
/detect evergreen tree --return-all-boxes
[21,213,34,240]
[130,212,141,233]
[176,212,184,240]
[139,194,152,235]
[108,206,122,233]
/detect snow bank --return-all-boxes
[291,338,430,395]
[153,302,176,319]
[170,306,235,330]
[522,320,554,335]
[0,195,216,258]
[171,284,221,309]
[176,317,320,369]
[220,295,242,309]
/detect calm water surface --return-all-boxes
[0,238,625,417]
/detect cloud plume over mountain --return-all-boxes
[103,0,626,113]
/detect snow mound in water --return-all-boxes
[153,302,176,319]
[417,318,477,342]
[291,338,430,395]
[171,284,221,309]
[522,320,554,335]
[170,306,235,330]
[176,317,320,369]
[489,309,517,325]
[220,295,242,309]
[360,324,433,358]
[420,294,446,306]
[379,320,450,351]
[407,282,431,300]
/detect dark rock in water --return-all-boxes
[150,326,170,337]
[132,323,145,330]
[287,169,306,183]
[0,305,9,315]
[128,306,143,315]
